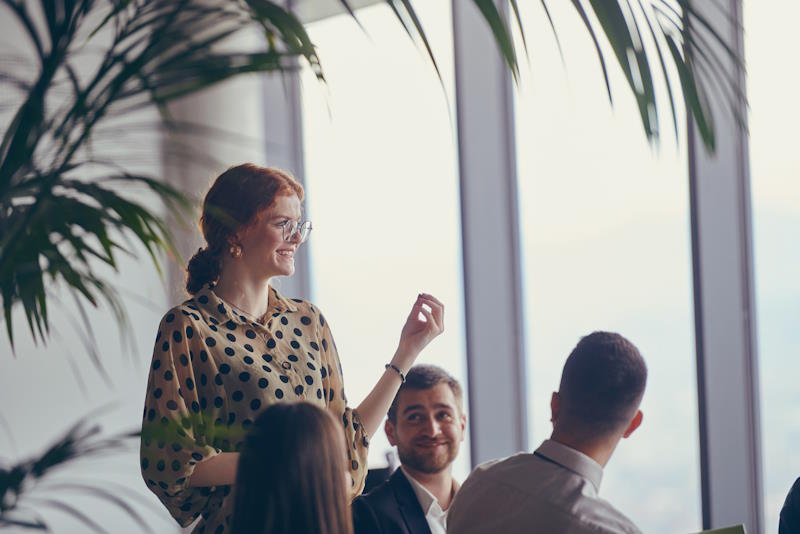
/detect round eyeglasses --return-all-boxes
[278,220,312,243]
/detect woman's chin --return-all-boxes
[265,257,295,278]
[277,263,295,277]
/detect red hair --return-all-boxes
[186,164,304,293]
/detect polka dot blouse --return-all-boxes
[140,285,369,532]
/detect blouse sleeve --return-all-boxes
[316,309,370,499]
[140,308,225,527]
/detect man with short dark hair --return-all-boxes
[352,364,466,534]
[447,331,647,534]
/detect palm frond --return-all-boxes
[663,30,715,148]
[637,0,680,144]
[0,413,141,532]
[539,1,565,65]
[472,0,520,81]
[570,0,615,103]
[394,0,734,148]
[1,0,322,354]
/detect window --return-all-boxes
[300,2,471,478]
[513,4,701,532]
[744,2,800,531]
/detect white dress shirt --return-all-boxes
[447,439,642,534]
[402,467,454,534]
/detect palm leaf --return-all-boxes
[0,514,48,530]
[588,0,658,137]
[539,0,565,64]
[663,31,715,149]
[0,412,142,532]
[24,498,106,533]
[391,0,443,81]
[472,0,520,81]
[570,0,614,103]
[637,0,679,143]
[2,0,323,355]
[35,483,150,531]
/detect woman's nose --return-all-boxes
[286,225,301,243]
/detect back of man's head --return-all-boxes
[557,331,647,439]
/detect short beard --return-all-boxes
[397,442,457,474]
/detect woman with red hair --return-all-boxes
[140,164,443,533]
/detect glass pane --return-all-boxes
[300,2,470,479]
[744,2,800,531]
[513,4,701,532]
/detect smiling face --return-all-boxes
[235,193,303,280]
[385,383,466,475]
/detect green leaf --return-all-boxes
[588,0,658,139]
[539,0,565,64]
[637,0,679,144]
[0,516,48,530]
[509,0,529,57]
[38,483,150,531]
[393,0,443,81]
[26,498,105,533]
[473,0,520,81]
[664,32,715,150]
[569,0,613,103]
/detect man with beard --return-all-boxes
[352,364,466,534]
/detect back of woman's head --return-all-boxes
[230,403,353,534]
[185,164,304,294]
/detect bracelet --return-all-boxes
[385,363,406,383]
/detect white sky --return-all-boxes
[745,2,800,532]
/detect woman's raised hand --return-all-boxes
[393,293,444,370]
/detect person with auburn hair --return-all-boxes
[140,164,444,533]
[230,402,353,534]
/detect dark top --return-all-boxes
[352,468,432,534]
[780,477,800,534]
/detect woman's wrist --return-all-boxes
[384,363,406,383]
[389,349,416,373]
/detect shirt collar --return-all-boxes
[401,467,456,514]
[194,284,298,326]
[534,439,604,492]
[267,285,299,313]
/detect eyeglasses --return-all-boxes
[278,220,312,243]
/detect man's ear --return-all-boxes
[385,418,397,446]
[550,392,560,424]
[459,412,467,442]
[622,410,643,439]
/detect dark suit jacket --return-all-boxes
[352,468,432,534]
[781,477,800,534]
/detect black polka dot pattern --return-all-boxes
[141,285,368,533]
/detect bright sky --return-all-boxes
[744,1,800,531]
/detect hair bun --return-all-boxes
[186,246,220,294]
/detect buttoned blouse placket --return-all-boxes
[210,287,314,405]
[262,303,300,398]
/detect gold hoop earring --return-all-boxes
[229,244,242,259]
